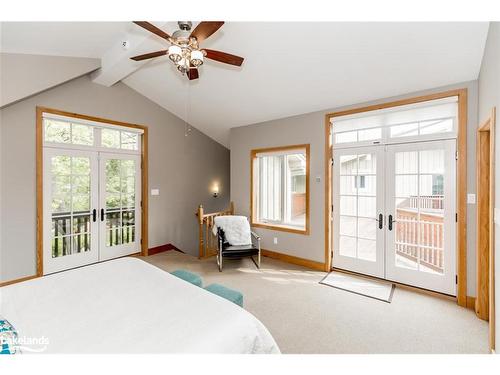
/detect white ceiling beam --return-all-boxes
[91,22,172,87]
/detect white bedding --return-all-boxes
[0,257,280,354]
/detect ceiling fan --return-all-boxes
[130,21,244,80]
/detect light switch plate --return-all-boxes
[151,189,159,196]
[273,237,278,245]
[495,208,500,225]
[467,193,476,204]
[316,176,321,182]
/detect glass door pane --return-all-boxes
[99,153,141,260]
[332,146,385,278]
[43,149,99,274]
[393,149,445,274]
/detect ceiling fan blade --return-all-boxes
[203,49,244,67]
[187,66,199,80]
[130,50,168,61]
[133,21,171,41]
[190,22,224,43]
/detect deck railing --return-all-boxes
[408,195,444,210]
[195,202,234,258]
[395,205,444,273]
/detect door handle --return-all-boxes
[388,214,394,231]
[378,213,383,229]
[100,208,105,222]
[92,209,97,222]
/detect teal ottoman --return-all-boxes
[205,283,243,307]
[171,269,203,287]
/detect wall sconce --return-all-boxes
[212,184,219,198]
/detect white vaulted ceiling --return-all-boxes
[1,22,490,146]
[0,22,131,58]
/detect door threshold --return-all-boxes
[331,267,457,301]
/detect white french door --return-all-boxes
[332,146,385,278]
[43,148,100,274]
[385,140,456,294]
[43,150,141,274]
[99,153,141,261]
[332,139,457,295]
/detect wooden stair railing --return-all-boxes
[196,202,234,258]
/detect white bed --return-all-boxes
[0,257,279,354]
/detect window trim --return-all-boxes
[250,144,310,235]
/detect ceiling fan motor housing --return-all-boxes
[178,21,192,31]
[172,30,192,45]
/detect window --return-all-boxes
[354,175,366,189]
[44,119,94,146]
[335,127,382,144]
[101,128,120,148]
[43,116,140,152]
[332,96,458,146]
[432,174,444,195]
[390,118,453,138]
[251,145,309,234]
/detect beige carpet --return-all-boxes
[141,251,489,354]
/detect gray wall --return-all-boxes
[231,80,479,296]
[478,21,500,350]
[0,74,230,282]
[0,53,100,108]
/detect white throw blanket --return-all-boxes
[212,215,252,246]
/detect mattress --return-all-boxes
[0,257,279,354]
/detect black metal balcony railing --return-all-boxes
[52,208,135,257]
[52,211,90,257]
[105,209,135,246]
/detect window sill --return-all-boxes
[251,222,309,235]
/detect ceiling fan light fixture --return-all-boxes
[176,58,188,73]
[131,21,244,80]
[168,45,182,63]
[190,50,204,67]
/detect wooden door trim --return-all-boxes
[476,107,496,350]
[35,107,149,278]
[490,107,496,353]
[324,89,468,305]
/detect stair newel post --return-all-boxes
[206,216,211,255]
[197,204,204,259]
